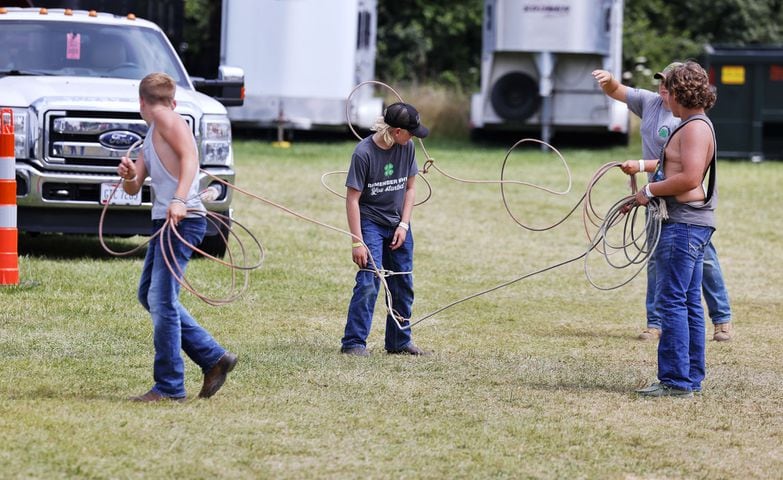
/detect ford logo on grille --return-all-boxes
[98,130,143,150]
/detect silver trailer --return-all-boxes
[220,0,382,132]
[471,0,628,144]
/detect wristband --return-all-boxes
[398,221,409,231]
[171,196,187,205]
[123,175,137,183]
[644,184,654,199]
[352,242,363,248]
[638,160,645,174]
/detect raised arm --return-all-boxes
[592,69,629,103]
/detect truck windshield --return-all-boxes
[0,20,189,87]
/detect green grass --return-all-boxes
[1,136,782,479]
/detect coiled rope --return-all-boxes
[99,140,401,313]
[99,141,264,306]
[334,80,667,329]
[98,82,667,331]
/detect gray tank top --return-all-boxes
[655,114,717,228]
[142,122,205,220]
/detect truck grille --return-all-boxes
[44,110,194,172]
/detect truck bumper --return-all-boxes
[15,163,235,236]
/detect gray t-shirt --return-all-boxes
[626,88,681,167]
[345,135,418,227]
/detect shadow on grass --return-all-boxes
[18,233,148,260]
[540,327,638,341]
[2,388,192,404]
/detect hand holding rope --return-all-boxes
[100,141,264,306]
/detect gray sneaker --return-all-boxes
[636,382,693,398]
[386,343,430,356]
[340,346,370,357]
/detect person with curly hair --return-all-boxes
[593,64,733,343]
[619,61,718,397]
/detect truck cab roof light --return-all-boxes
[88,10,97,17]
[39,8,48,15]
[127,13,136,20]
[64,9,73,16]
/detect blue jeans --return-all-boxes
[342,218,414,351]
[138,217,225,398]
[654,222,714,391]
[646,239,731,329]
[701,241,732,324]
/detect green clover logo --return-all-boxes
[384,162,394,177]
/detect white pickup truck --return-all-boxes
[0,7,244,256]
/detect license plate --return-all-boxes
[100,182,142,206]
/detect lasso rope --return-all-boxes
[99,141,264,306]
[99,81,665,332]
[99,139,401,317]
[336,80,666,329]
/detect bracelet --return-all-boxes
[351,242,363,248]
[398,221,409,231]
[638,160,645,174]
[123,175,137,183]
[644,184,654,199]
[171,196,187,205]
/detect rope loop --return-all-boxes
[99,143,264,305]
[99,80,663,332]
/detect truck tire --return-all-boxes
[606,131,629,146]
[490,71,541,121]
[197,217,230,258]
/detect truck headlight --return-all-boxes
[1,108,30,159]
[201,115,232,166]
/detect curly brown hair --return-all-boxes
[664,61,716,110]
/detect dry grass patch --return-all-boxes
[1,138,782,479]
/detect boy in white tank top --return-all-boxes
[118,73,236,402]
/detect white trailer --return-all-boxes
[471,0,628,144]
[220,0,382,131]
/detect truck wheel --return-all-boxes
[490,71,541,121]
[197,217,230,258]
[606,131,629,146]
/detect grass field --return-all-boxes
[1,135,782,479]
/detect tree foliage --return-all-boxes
[182,0,221,77]
[376,0,783,90]
[624,0,783,87]
[376,0,483,91]
[178,0,783,90]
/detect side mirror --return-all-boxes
[192,66,245,107]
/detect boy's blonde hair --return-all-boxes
[139,72,176,105]
[370,116,394,146]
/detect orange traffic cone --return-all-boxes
[0,108,18,285]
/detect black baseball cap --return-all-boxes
[383,102,429,138]
[654,62,684,80]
